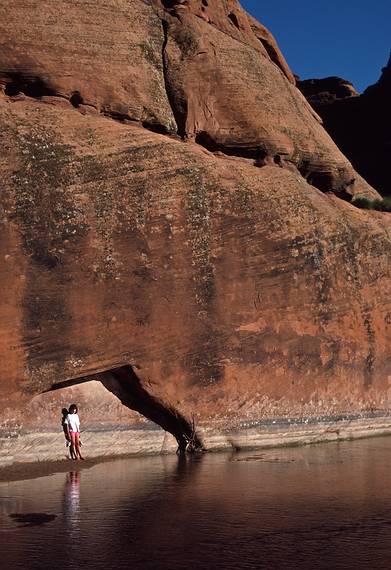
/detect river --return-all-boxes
[2,437,391,569]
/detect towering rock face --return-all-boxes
[298,54,391,198]
[0,0,377,199]
[0,1,390,450]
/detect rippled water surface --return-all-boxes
[2,438,391,569]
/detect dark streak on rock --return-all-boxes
[10,127,89,389]
[361,305,376,389]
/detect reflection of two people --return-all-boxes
[67,471,80,487]
[64,471,81,530]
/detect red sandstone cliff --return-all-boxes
[0,1,390,452]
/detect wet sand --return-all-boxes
[0,455,123,483]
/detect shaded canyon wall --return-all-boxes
[298,54,391,198]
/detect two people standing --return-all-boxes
[61,404,84,460]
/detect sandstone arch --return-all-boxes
[50,366,203,453]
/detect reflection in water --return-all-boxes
[0,497,20,517]
[2,439,391,569]
[64,471,81,532]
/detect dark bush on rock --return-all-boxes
[352,196,391,212]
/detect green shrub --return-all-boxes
[352,197,372,209]
[352,196,391,212]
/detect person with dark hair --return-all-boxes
[61,408,76,459]
[64,404,84,460]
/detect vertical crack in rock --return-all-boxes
[257,37,288,76]
[161,18,186,137]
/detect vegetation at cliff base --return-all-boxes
[352,196,391,212]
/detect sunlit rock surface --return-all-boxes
[0,1,390,460]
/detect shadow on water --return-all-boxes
[8,513,57,528]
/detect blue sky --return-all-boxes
[241,0,390,92]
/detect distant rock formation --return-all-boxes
[297,77,359,105]
[298,53,391,197]
[0,1,390,455]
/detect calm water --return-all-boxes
[2,438,391,570]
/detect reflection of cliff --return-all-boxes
[0,0,390,446]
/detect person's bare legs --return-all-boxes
[70,440,77,460]
[70,432,80,460]
[72,432,84,460]
[66,436,77,459]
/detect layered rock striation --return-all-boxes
[0,1,390,457]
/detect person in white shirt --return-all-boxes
[64,404,84,460]
[61,408,76,459]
